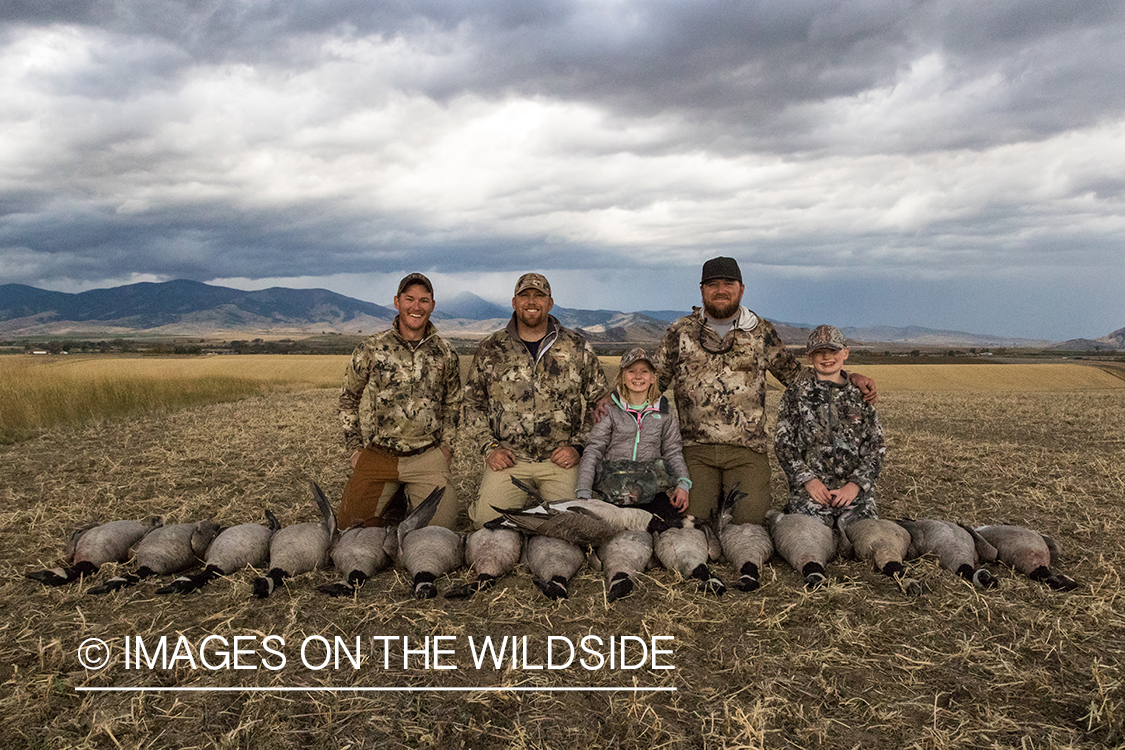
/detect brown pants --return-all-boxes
[337,446,459,530]
[682,444,772,525]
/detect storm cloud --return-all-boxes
[2,0,1123,339]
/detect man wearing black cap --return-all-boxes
[652,257,875,525]
[335,272,463,530]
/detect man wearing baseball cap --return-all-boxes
[652,257,876,525]
[336,272,463,530]
[463,272,609,525]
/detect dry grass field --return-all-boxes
[1,359,1123,749]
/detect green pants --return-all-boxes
[682,444,772,525]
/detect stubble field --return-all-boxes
[1,359,1123,749]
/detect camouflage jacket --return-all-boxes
[463,314,609,461]
[338,319,462,453]
[774,372,884,521]
[654,306,804,452]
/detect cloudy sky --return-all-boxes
[2,1,1123,340]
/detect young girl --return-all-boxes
[575,348,691,510]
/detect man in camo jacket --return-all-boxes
[774,325,884,523]
[336,272,462,530]
[653,257,876,525]
[463,272,609,527]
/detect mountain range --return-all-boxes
[1,279,1119,349]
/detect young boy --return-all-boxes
[771,325,895,589]
[775,325,884,521]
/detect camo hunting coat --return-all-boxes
[338,319,462,453]
[463,315,609,461]
[654,306,804,453]
[774,372,884,521]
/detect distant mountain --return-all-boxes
[0,279,1114,347]
[437,292,509,321]
[837,325,1050,349]
[1050,327,1125,351]
[0,280,395,336]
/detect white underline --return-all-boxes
[77,686,677,693]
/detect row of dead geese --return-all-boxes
[26,479,1077,600]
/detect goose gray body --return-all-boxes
[445,527,522,599]
[318,486,445,597]
[975,524,1077,590]
[524,535,585,600]
[767,511,837,589]
[332,526,397,577]
[898,518,997,589]
[27,516,164,587]
[654,519,725,595]
[253,482,336,598]
[844,517,922,595]
[89,519,220,594]
[598,529,654,602]
[158,511,281,595]
[713,489,773,592]
[400,526,464,599]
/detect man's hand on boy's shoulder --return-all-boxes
[847,371,878,404]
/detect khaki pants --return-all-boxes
[337,446,459,530]
[682,444,772,525]
[469,461,578,528]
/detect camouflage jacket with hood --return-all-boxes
[773,371,884,521]
[463,314,609,462]
[338,318,462,454]
[654,305,804,453]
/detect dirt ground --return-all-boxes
[2,385,1123,749]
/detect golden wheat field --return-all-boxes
[1,357,1123,749]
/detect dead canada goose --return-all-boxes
[392,487,463,599]
[897,518,998,589]
[317,525,398,597]
[595,529,654,602]
[654,517,726,596]
[90,519,221,594]
[27,516,164,587]
[974,523,1077,591]
[317,485,431,597]
[524,534,586,600]
[766,511,838,589]
[252,482,336,599]
[712,488,774,592]
[841,516,923,596]
[493,495,681,548]
[157,510,281,595]
[444,526,523,599]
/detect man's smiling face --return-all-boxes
[700,278,744,319]
[394,283,435,340]
[512,288,553,330]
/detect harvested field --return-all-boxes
[2,362,1123,749]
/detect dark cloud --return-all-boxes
[2,0,1124,339]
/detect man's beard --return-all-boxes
[704,300,740,320]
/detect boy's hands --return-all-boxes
[804,479,860,508]
[804,478,832,505]
[828,483,860,508]
[669,486,689,512]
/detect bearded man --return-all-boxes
[653,257,876,524]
